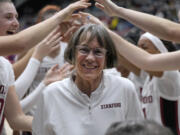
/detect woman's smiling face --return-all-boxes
[0,2,19,36]
[75,36,106,81]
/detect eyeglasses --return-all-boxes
[76,45,107,58]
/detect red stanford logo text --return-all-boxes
[101,103,121,109]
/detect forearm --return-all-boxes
[109,29,180,71]
[5,86,32,132]
[115,7,180,42]
[21,82,46,113]
[15,58,41,99]
[108,29,151,69]
[0,9,64,56]
[15,12,64,51]
[9,114,32,132]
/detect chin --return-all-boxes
[81,72,102,81]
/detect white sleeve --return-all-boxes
[125,81,144,120]
[32,86,55,135]
[20,82,46,114]
[7,61,15,87]
[15,58,41,99]
[157,71,180,100]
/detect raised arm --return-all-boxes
[15,27,62,99]
[0,0,91,56]
[95,0,180,43]
[108,29,180,71]
[78,12,180,71]
[21,63,74,113]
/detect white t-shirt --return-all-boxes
[25,42,67,115]
[128,70,149,99]
[32,73,143,135]
[103,68,121,76]
[141,71,180,134]
[0,57,14,133]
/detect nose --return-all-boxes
[86,51,96,61]
[12,18,19,30]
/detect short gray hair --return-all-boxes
[64,24,118,68]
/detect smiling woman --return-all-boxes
[0,0,19,36]
[32,24,144,135]
[64,24,118,95]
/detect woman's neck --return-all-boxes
[75,74,102,97]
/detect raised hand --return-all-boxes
[63,12,108,38]
[78,12,105,26]
[95,0,119,17]
[32,26,62,61]
[61,25,80,42]
[60,0,91,21]
[59,20,81,42]
[43,63,74,85]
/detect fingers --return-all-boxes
[71,14,81,20]
[95,2,105,10]
[59,63,74,73]
[79,11,89,17]
[73,0,91,10]
[62,26,79,42]
[35,30,61,59]
[49,32,61,43]
[59,22,72,35]
[50,64,59,71]
[58,63,70,72]
[50,43,60,54]
[78,11,103,25]
[81,0,90,2]
[81,1,91,8]
[48,33,61,52]
[94,0,104,5]
[59,63,74,78]
[45,26,61,41]
[78,12,91,24]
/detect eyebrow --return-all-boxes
[79,43,88,46]
[5,12,18,18]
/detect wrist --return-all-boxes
[42,79,50,86]
[115,7,124,18]
[32,52,43,62]
[55,8,69,22]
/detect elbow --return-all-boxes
[8,121,19,131]
[7,115,23,131]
